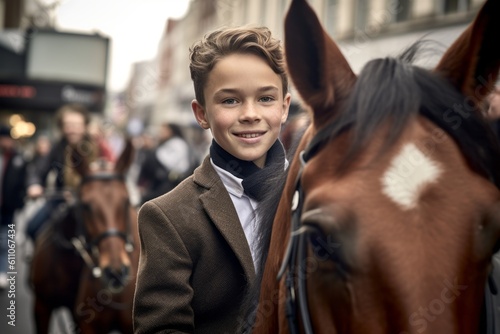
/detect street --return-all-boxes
[0,236,36,334]
[0,200,76,334]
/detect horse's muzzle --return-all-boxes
[102,265,131,293]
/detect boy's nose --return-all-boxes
[239,103,261,122]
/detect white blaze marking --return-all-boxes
[381,143,441,210]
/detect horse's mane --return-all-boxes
[238,129,309,332]
[37,202,78,251]
[254,124,308,269]
[305,40,500,187]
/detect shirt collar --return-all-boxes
[211,157,290,199]
[211,158,245,198]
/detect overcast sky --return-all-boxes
[54,0,190,92]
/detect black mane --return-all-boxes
[238,143,298,333]
[305,42,500,187]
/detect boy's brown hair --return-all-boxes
[189,26,289,107]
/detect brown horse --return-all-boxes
[30,139,139,334]
[252,0,500,333]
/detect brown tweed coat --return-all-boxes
[133,156,256,334]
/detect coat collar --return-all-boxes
[194,156,256,282]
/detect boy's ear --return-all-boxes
[191,99,210,129]
[281,93,291,124]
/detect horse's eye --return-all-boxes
[309,228,341,260]
[308,228,349,278]
[302,207,355,278]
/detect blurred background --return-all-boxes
[0,1,488,333]
[0,0,485,151]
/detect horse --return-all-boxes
[251,0,500,333]
[30,139,139,334]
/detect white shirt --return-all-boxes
[211,159,260,270]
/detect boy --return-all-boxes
[133,26,291,333]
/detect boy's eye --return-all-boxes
[259,96,275,103]
[222,98,238,105]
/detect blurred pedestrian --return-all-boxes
[34,135,52,157]
[26,135,52,182]
[14,135,52,249]
[127,130,156,206]
[137,122,195,204]
[25,103,102,241]
[0,124,27,288]
[88,118,116,163]
[131,130,157,179]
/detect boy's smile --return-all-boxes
[192,53,290,168]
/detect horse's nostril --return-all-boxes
[121,265,130,278]
[102,265,131,292]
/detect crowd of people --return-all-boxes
[0,103,208,289]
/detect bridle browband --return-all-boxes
[71,173,135,278]
[275,110,500,334]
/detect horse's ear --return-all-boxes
[284,0,356,126]
[115,138,134,174]
[434,0,500,107]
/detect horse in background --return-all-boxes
[30,139,139,334]
[252,0,500,333]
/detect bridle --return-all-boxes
[274,108,500,334]
[275,115,354,334]
[70,173,135,279]
[276,150,315,334]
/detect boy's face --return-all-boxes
[192,53,290,167]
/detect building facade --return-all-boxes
[0,0,109,139]
[150,0,486,126]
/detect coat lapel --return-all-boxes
[194,157,256,282]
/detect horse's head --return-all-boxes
[280,0,500,333]
[72,139,137,293]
